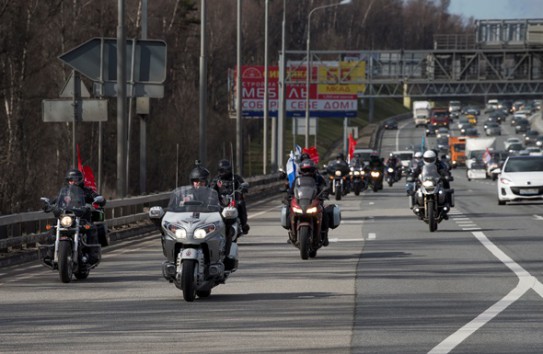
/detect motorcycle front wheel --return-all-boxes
[58,241,74,283]
[335,187,342,201]
[428,200,437,232]
[354,183,361,196]
[181,260,197,302]
[299,226,310,260]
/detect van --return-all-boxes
[429,108,450,128]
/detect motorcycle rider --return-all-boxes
[327,153,351,193]
[386,152,402,180]
[210,159,250,235]
[43,169,105,265]
[187,163,237,270]
[411,150,451,219]
[349,153,363,168]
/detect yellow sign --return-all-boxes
[317,61,366,95]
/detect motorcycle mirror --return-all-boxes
[149,206,165,219]
[93,196,105,206]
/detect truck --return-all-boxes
[429,107,451,128]
[448,136,467,168]
[465,137,497,169]
[412,100,432,127]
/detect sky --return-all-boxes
[447,0,543,21]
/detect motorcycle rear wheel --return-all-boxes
[181,260,197,302]
[58,241,73,283]
[299,226,310,260]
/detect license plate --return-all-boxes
[519,188,538,195]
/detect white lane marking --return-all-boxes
[462,227,481,231]
[328,238,365,242]
[367,233,376,240]
[533,215,543,220]
[429,231,543,353]
[340,220,365,225]
[452,217,470,221]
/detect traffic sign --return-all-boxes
[58,37,167,84]
[59,72,91,98]
[42,99,108,122]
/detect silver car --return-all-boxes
[484,122,501,136]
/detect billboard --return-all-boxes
[232,62,363,118]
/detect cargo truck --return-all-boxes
[413,101,432,127]
[448,136,466,168]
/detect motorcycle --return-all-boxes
[327,167,349,201]
[40,185,105,283]
[410,164,454,232]
[367,166,384,192]
[149,186,241,302]
[281,175,341,260]
[349,166,367,196]
[385,162,401,187]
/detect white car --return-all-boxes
[497,155,543,205]
[504,137,521,150]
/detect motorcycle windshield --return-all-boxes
[420,164,440,181]
[55,185,87,211]
[168,186,221,213]
[294,176,317,201]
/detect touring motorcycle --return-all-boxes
[281,175,341,260]
[409,164,454,232]
[149,186,241,302]
[40,185,105,283]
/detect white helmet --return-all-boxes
[414,151,423,159]
[423,150,436,164]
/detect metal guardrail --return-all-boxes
[0,174,283,257]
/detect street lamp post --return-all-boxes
[304,0,351,147]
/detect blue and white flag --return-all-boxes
[295,144,302,158]
[286,151,297,188]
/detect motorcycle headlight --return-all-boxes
[175,228,187,239]
[335,170,342,176]
[387,167,394,173]
[422,180,435,189]
[370,171,380,178]
[292,206,303,214]
[194,224,216,239]
[306,206,318,214]
[354,171,360,176]
[60,215,74,228]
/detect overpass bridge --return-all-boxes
[283,19,543,98]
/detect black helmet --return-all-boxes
[218,159,232,178]
[299,159,317,176]
[336,153,345,160]
[65,169,84,186]
[300,153,310,161]
[189,165,210,184]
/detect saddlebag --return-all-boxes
[326,204,341,229]
[280,205,290,229]
[96,223,109,247]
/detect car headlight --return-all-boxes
[60,215,74,228]
[335,170,342,176]
[306,206,318,214]
[499,177,512,185]
[194,224,216,239]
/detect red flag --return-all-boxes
[348,133,357,161]
[76,144,97,191]
[483,147,492,165]
[302,146,319,164]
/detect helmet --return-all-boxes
[299,159,317,176]
[336,153,345,160]
[423,150,436,164]
[414,151,423,159]
[218,159,232,178]
[189,165,210,184]
[355,153,360,159]
[65,169,84,186]
[300,153,310,161]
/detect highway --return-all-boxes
[1,112,543,353]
